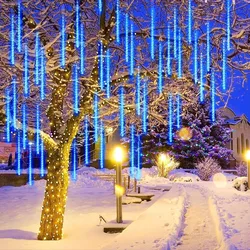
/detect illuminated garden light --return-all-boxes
[40,48,46,100]
[99,41,104,90]
[200,51,204,103]
[136,67,141,116]
[222,38,227,91]
[106,49,110,98]
[174,7,177,59]
[207,22,210,72]
[116,0,120,43]
[10,9,15,66]
[211,69,216,123]
[22,103,27,150]
[28,142,33,186]
[158,42,163,93]
[119,86,125,137]
[125,13,129,63]
[150,1,155,60]
[72,138,77,181]
[24,44,29,97]
[130,23,134,76]
[142,79,148,133]
[178,28,182,78]
[36,104,40,155]
[94,93,99,142]
[17,0,22,53]
[35,32,40,85]
[75,0,80,48]
[188,0,192,44]
[100,120,105,169]
[61,5,66,68]
[167,23,171,76]
[194,30,198,83]
[130,125,135,178]
[80,23,85,75]
[73,64,79,115]
[40,141,45,177]
[13,77,17,130]
[6,89,11,143]
[84,116,89,166]
[17,130,21,176]
[168,94,173,144]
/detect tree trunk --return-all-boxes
[37,145,70,240]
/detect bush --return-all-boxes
[233,177,248,192]
[196,158,221,181]
[155,154,179,178]
[235,162,247,177]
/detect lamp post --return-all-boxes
[245,150,250,189]
[114,146,124,223]
[159,153,167,177]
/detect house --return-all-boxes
[219,107,250,166]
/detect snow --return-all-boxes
[0,167,250,250]
[168,169,201,182]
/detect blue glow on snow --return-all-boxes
[84,116,89,165]
[222,38,227,91]
[136,67,141,116]
[36,105,40,155]
[106,49,110,98]
[75,0,80,48]
[40,48,46,100]
[178,28,182,78]
[80,23,85,75]
[130,125,135,178]
[142,80,148,133]
[194,30,198,83]
[72,138,77,181]
[130,23,134,76]
[158,42,163,93]
[174,7,177,59]
[176,94,181,130]
[17,130,21,176]
[200,52,204,103]
[73,64,79,115]
[24,44,29,97]
[136,134,141,180]
[6,89,11,143]
[211,69,216,123]
[188,0,192,44]
[94,93,99,142]
[227,0,231,50]
[125,13,129,63]
[168,94,173,144]
[40,141,45,177]
[10,9,15,66]
[22,103,27,150]
[207,22,210,72]
[28,142,33,186]
[99,41,104,90]
[167,23,171,76]
[120,86,125,137]
[150,2,155,60]
[35,32,40,85]
[61,5,66,68]
[100,120,105,169]
[17,0,22,53]
[116,0,120,43]
[13,77,17,130]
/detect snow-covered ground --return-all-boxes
[0,167,250,250]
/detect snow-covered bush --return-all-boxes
[169,170,200,182]
[233,177,248,192]
[196,158,221,181]
[155,154,179,178]
[235,162,247,177]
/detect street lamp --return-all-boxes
[245,150,250,189]
[159,153,167,177]
[114,146,124,223]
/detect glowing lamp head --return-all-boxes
[213,173,227,188]
[178,127,192,141]
[114,146,124,163]
[245,150,250,161]
[115,184,125,197]
[159,153,167,164]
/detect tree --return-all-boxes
[171,94,232,168]
[0,0,249,241]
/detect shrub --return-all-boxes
[235,162,247,177]
[155,154,179,178]
[196,157,221,181]
[233,177,248,192]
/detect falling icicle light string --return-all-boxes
[24,44,29,97]
[28,142,33,186]
[158,42,163,94]
[36,105,40,155]
[168,94,173,144]
[211,69,216,123]
[178,28,182,79]
[73,64,79,115]
[61,5,66,68]
[84,116,89,166]
[142,80,148,133]
[40,141,45,177]
[80,23,85,75]
[98,0,102,14]
[119,86,125,137]
[174,7,177,59]
[72,139,77,181]
[106,49,110,98]
[99,41,104,90]
[75,0,80,48]
[200,52,204,103]
[17,0,22,53]
[227,0,231,50]
[17,130,21,175]
[13,77,17,130]
[194,30,198,83]
[130,125,135,178]
[222,38,227,91]
[40,48,46,100]
[100,120,105,169]
[136,68,141,116]
[125,13,129,63]
[130,23,134,76]
[6,89,11,143]
[176,94,181,130]
[10,9,15,66]
[207,22,210,72]
[188,0,192,44]
[94,93,99,142]
[22,103,27,150]
[116,0,120,43]
[167,24,171,76]
[150,1,155,60]
[35,32,40,85]
[136,134,141,180]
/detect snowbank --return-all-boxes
[169,169,200,182]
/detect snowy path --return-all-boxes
[174,186,220,250]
